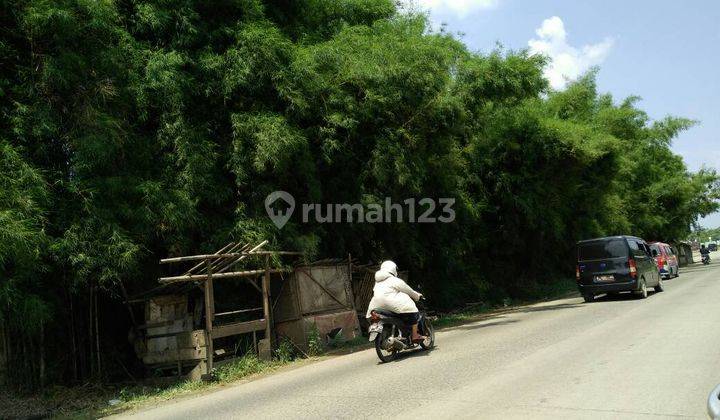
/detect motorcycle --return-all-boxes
[702,254,711,265]
[367,299,435,363]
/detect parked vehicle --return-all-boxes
[710,243,718,252]
[707,383,720,419]
[368,300,434,362]
[649,242,679,279]
[576,236,662,302]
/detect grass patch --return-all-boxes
[433,302,494,328]
[56,354,299,419]
[525,277,577,301]
[57,332,368,418]
[326,335,370,352]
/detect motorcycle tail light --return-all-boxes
[370,311,380,323]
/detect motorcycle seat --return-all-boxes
[371,309,397,317]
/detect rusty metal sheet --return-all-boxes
[295,265,352,314]
[303,310,360,341]
[273,274,301,322]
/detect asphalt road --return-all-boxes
[118,260,720,419]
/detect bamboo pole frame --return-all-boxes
[159,250,301,264]
[204,259,214,375]
[158,268,290,284]
[156,239,302,378]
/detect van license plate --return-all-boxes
[594,275,614,282]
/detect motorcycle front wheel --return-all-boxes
[420,318,435,350]
[375,327,397,363]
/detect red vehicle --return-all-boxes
[649,242,679,279]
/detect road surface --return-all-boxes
[117,261,720,419]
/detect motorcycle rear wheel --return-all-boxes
[375,329,397,363]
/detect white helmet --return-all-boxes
[380,260,398,277]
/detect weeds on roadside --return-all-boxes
[307,324,323,356]
[215,354,281,382]
[274,337,297,362]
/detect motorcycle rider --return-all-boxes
[701,244,711,263]
[366,260,426,343]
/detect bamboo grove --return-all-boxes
[1,0,718,390]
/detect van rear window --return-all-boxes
[578,239,628,260]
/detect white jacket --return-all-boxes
[366,264,420,317]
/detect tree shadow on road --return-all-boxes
[677,263,715,275]
[439,315,519,333]
[438,302,583,334]
[450,318,519,331]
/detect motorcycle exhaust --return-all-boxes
[387,336,407,350]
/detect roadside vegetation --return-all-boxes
[36,354,297,419]
[691,226,720,242]
[1,0,719,401]
[38,285,574,418]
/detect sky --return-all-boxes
[404,0,720,228]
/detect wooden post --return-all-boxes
[253,330,258,355]
[262,254,273,351]
[347,253,358,315]
[204,258,215,375]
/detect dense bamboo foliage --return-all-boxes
[1,0,717,389]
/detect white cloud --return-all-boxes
[528,16,614,90]
[400,0,499,18]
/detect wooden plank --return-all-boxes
[159,268,290,284]
[137,320,176,330]
[143,347,206,364]
[183,242,235,275]
[146,331,188,339]
[175,330,206,349]
[211,319,267,339]
[262,255,273,351]
[217,241,267,273]
[160,240,269,264]
[214,307,263,317]
[247,251,304,255]
[204,259,214,373]
[161,254,228,263]
[203,242,247,274]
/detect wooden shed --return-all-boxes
[128,287,208,379]
[673,241,694,266]
[128,240,300,380]
[274,260,361,351]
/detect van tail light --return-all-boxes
[576,265,580,281]
[628,258,637,278]
[656,256,665,268]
